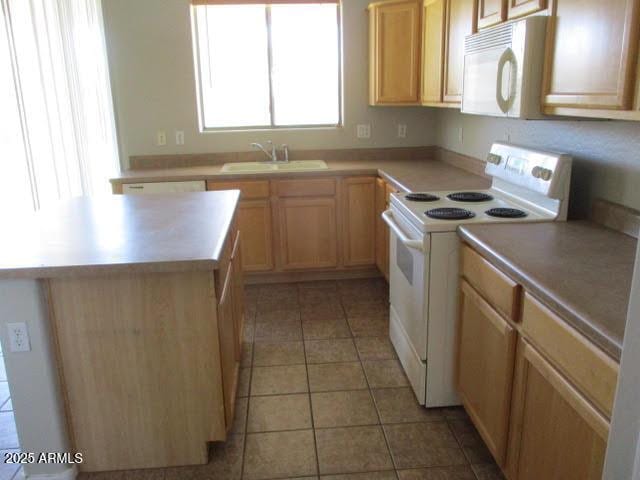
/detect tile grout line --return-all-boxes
[296,288,322,480]
[239,305,257,480]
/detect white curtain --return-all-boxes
[0,0,119,215]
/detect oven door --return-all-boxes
[382,208,429,403]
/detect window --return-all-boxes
[0,0,119,218]
[192,2,341,130]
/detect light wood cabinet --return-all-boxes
[457,280,517,467]
[542,0,640,111]
[369,0,422,105]
[231,233,245,359]
[443,0,477,103]
[207,180,273,272]
[421,0,447,104]
[217,261,239,431]
[343,177,377,267]
[278,197,338,270]
[478,0,506,28]
[375,178,389,279]
[236,200,273,272]
[506,0,546,19]
[458,243,619,480]
[508,339,608,480]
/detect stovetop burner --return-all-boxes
[426,208,476,220]
[447,192,494,203]
[405,193,440,202]
[486,208,528,218]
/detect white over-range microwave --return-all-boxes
[462,16,547,119]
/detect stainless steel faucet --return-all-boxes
[250,141,278,162]
[250,142,289,163]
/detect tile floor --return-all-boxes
[0,343,23,480]
[80,278,504,480]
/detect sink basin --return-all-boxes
[275,160,329,171]
[221,160,328,174]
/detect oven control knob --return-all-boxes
[532,166,552,181]
[486,153,502,165]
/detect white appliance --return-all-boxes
[122,180,206,194]
[462,16,547,118]
[382,143,572,407]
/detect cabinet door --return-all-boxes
[237,200,273,272]
[478,0,506,28]
[421,0,446,104]
[278,197,338,270]
[508,340,608,480]
[506,0,546,20]
[457,280,516,467]
[343,177,377,267]
[231,234,245,359]
[217,264,239,430]
[375,178,389,279]
[443,0,477,103]
[543,0,640,110]
[369,0,422,104]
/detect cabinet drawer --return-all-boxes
[461,245,520,321]
[207,180,269,200]
[273,178,336,197]
[521,293,619,418]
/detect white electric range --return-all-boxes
[382,142,573,407]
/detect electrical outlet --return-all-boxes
[7,322,30,353]
[458,127,464,144]
[156,131,167,146]
[503,131,511,143]
[175,131,185,145]
[397,124,407,138]
[356,124,371,139]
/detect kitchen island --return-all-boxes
[0,191,242,473]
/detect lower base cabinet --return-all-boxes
[278,197,338,270]
[458,244,615,480]
[508,340,608,480]
[457,280,516,467]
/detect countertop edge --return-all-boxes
[457,226,623,361]
[0,259,221,280]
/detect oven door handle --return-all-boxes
[382,210,424,252]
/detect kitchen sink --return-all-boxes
[221,160,329,174]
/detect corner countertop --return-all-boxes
[110,158,491,194]
[0,191,240,279]
[458,222,637,361]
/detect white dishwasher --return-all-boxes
[122,180,206,194]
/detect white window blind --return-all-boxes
[0,0,119,217]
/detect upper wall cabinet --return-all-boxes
[443,0,478,103]
[421,0,477,106]
[542,0,640,117]
[506,0,546,20]
[369,0,422,105]
[421,0,446,104]
[477,0,506,29]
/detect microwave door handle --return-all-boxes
[496,48,516,114]
[382,210,424,252]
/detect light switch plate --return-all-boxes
[156,131,167,146]
[175,131,185,145]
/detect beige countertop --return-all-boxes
[0,191,240,279]
[110,158,491,193]
[458,222,637,361]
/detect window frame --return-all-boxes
[191,3,344,132]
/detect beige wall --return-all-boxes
[435,109,640,217]
[102,0,437,168]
